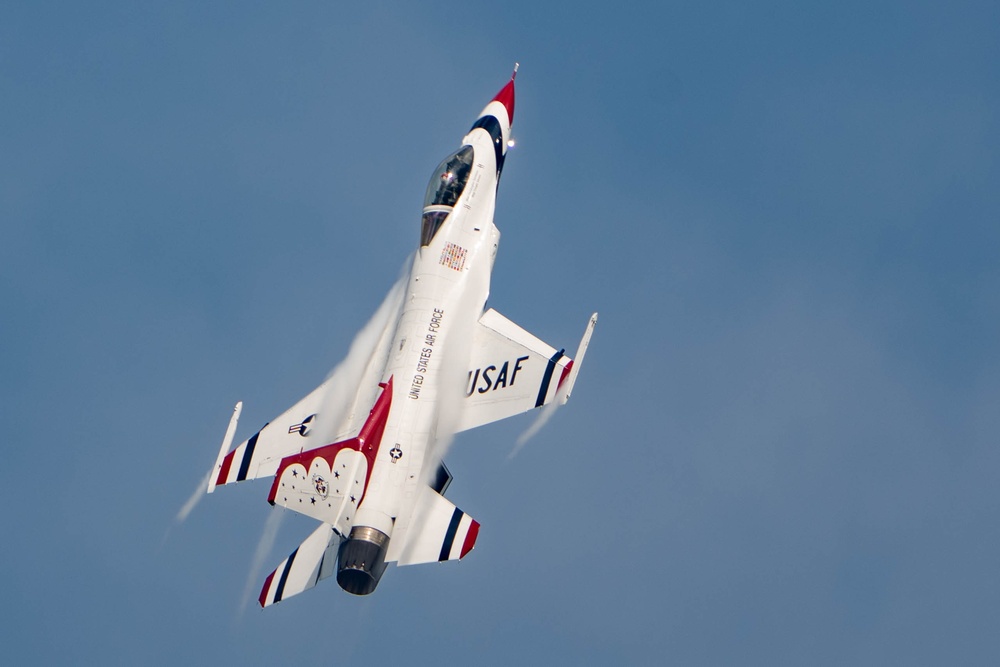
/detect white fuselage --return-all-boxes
[351,105,508,541]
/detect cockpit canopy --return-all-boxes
[421,145,474,246]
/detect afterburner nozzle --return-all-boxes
[336,526,390,595]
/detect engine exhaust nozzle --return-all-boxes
[336,526,389,595]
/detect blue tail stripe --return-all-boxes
[439,508,463,561]
[274,547,299,603]
[535,349,565,408]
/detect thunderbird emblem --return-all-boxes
[311,474,328,499]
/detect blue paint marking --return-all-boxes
[535,349,565,408]
[439,507,463,561]
[470,115,505,175]
[274,547,298,603]
[237,428,262,481]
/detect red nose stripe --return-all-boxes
[492,79,515,124]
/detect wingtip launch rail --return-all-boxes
[207,401,242,494]
[561,312,598,404]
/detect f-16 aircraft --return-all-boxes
[206,66,597,606]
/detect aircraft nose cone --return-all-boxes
[492,69,516,124]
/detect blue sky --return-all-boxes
[2,2,998,664]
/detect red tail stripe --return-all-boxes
[216,449,235,487]
[460,520,480,559]
[557,359,574,390]
[258,569,276,608]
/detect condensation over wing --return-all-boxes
[209,278,404,490]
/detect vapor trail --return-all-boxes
[238,508,285,617]
[176,470,211,523]
[509,398,561,459]
[160,470,213,550]
[313,256,410,445]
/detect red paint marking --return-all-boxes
[267,438,358,505]
[259,569,275,608]
[266,377,394,506]
[358,376,392,450]
[460,520,480,559]
[557,359,574,390]
[216,449,235,487]
[492,78,515,124]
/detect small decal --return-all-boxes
[439,242,467,271]
[390,445,403,463]
[312,474,328,499]
[288,414,316,436]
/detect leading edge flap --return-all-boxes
[392,486,479,566]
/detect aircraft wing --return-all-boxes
[453,309,597,433]
[209,279,402,492]
[209,380,337,489]
[259,522,340,607]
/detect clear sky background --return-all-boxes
[2,2,998,665]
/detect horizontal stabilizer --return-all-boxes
[259,522,340,608]
[393,486,479,566]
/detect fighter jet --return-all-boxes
[206,66,597,606]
